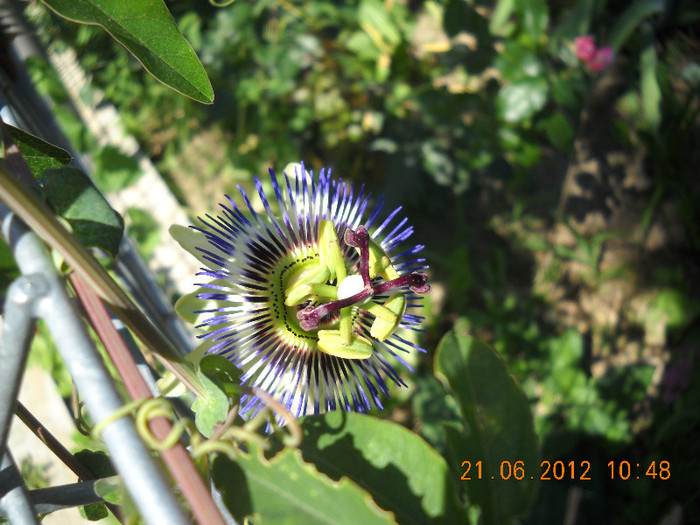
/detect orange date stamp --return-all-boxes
[460,460,670,481]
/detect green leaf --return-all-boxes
[434,332,539,525]
[516,0,548,45]
[358,0,402,49]
[497,77,548,123]
[3,125,71,179]
[608,0,664,51]
[212,447,395,524]
[74,451,117,521]
[39,0,214,103]
[199,354,242,400]
[79,501,108,521]
[444,0,490,43]
[490,0,516,35]
[94,476,123,505]
[299,412,468,524]
[74,450,117,478]
[93,145,142,192]
[41,167,124,258]
[191,362,231,438]
[495,42,543,83]
[539,113,574,152]
[639,23,661,133]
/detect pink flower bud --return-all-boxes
[574,36,597,62]
[588,46,614,71]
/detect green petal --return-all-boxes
[169,224,210,265]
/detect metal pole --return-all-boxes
[0,452,40,525]
[0,275,42,460]
[1,206,190,525]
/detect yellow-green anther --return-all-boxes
[309,284,339,299]
[318,219,347,283]
[285,283,315,306]
[365,239,399,280]
[285,263,330,290]
[318,330,374,359]
[369,293,406,341]
[363,301,399,323]
[284,264,331,305]
[285,281,338,306]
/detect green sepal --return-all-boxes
[318,330,374,359]
[368,293,406,341]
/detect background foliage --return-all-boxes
[6,0,700,522]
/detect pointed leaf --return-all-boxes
[434,332,539,525]
[3,125,71,179]
[39,0,214,103]
[299,412,468,524]
[212,447,395,524]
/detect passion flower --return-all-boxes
[173,164,429,419]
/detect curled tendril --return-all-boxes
[72,388,92,436]
[88,389,302,464]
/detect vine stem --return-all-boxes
[71,274,227,525]
[0,160,203,398]
[14,401,124,521]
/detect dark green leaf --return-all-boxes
[444,0,490,42]
[299,412,468,524]
[539,113,574,152]
[74,450,116,478]
[79,502,108,521]
[41,167,124,258]
[73,451,116,521]
[212,446,395,524]
[3,125,71,179]
[434,332,539,525]
[199,354,243,400]
[39,0,214,103]
[608,0,664,51]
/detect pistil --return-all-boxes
[296,226,430,332]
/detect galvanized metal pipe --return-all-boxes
[0,275,42,461]
[0,452,40,525]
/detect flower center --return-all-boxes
[283,220,430,359]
